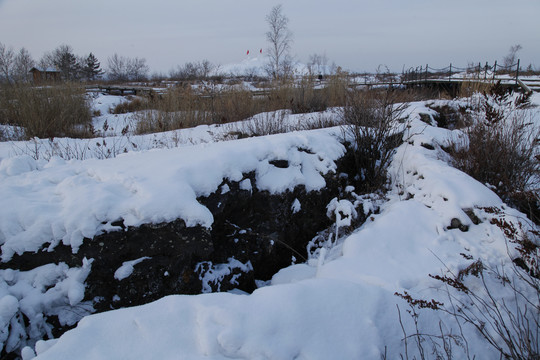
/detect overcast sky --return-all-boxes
[1,0,539,74]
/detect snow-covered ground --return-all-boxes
[1,92,539,359]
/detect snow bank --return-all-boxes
[34,279,401,360]
[0,129,344,260]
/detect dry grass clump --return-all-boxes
[0,83,93,139]
[111,96,147,114]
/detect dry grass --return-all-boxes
[0,83,93,139]
[457,79,494,99]
[131,76,351,135]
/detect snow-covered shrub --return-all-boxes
[450,85,539,221]
[0,259,93,357]
[341,89,406,191]
[0,83,93,139]
[195,258,253,293]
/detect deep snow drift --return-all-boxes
[0,93,539,359]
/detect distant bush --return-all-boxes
[0,83,93,139]
[111,96,147,114]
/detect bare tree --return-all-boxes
[107,53,127,81]
[265,4,293,81]
[307,53,329,78]
[127,57,149,82]
[503,44,522,68]
[169,60,214,81]
[0,42,15,84]
[199,59,214,79]
[12,47,34,83]
[38,50,56,70]
[107,53,149,82]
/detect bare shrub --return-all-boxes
[0,83,93,139]
[341,89,407,191]
[450,85,539,205]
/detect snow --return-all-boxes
[0,259,93,354]
[291,198,301,214]
[1,91,539,359]
[217,55,310,77]
[196,258,253,293]
[114,257,151,281]
[0,128,344,260]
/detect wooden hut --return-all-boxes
[29,67,61,83]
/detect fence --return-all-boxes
[402,59,522,84]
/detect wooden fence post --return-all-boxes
[516,59,520,84]
[425,64,428,81]
[449,63,452,81]
[493,60,497,81]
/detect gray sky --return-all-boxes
[1,0,539,74]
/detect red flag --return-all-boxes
[246,50,249,55]
[260,49,262,54]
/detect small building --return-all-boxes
[29,67,61,83]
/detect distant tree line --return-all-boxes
[0,42,152,84]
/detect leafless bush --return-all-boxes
[450,85,539,201]
[341,89,407,191]
[0,83,93,139]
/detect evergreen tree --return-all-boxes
[83,53,104,81]
[53,45,80,80]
